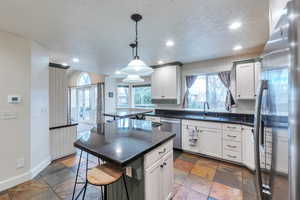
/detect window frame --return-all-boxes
[132,84,153,108]
[185,72,227,110]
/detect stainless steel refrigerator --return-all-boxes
[254,0,299,199]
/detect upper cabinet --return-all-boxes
[236,61,261,100]
[269,0,289,34]
[151,65,181,104]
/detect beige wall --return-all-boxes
[0,31,50,191]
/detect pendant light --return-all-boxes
[121,14,153,76]
[123,74,144,83]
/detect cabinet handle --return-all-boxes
[227,135,237,138]
[161,96,165,98]
[160,164,164,168]
[158,148,166,154]
[227,126,237,129]
[227,154,237,159]
[227,145,237,148]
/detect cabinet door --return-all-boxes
[161,66,177,99]
[182,125,200,153]
[242,128,255,170]
[162,151,174,200]
[151,68,163,99]
[236,63,255,99]
[145,160,162,200]
[198,129,222,158]
[254,62,261,97]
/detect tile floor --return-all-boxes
[0,150,257,200]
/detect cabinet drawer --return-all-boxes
[223,124,242,132]
[182,120,222,130]
[145,116,161,123]
[223,131,241,141]
[223,140,241,152]
[144,139,173,169]
[223,149,242,163]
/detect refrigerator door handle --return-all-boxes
[253,80,268,200]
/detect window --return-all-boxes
[132,84,153,108]
[187,74,227,110]
[77,72,91,86]
[117,85,129,108]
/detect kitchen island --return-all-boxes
[74,119,175,200]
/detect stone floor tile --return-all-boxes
[0,192,11,200]
[196,157,220,169]
[190,163,216,181]
[184,174,212,195]
[174,168,189,185]
[38,162,67,177]
[174,158,194,173]
[172,186,208,200]
[243,191,258,200]
[42,168,76,187]
[218,163,243,176]
[57,154,86,168]
[8,179,50,200]
[207,196,218,200]
[178,153,199,164]
[210,182,243,200]
[213,168,242,189]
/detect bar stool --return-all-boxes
[83,163,130,200]
[71,151,129,200]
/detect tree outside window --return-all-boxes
[133,84,153,108]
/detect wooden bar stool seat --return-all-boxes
[87,163,123,186]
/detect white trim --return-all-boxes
[30,156,51,178]
[0,156,51,192]
[0,171,31,192]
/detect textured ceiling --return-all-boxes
[0,0,269,74]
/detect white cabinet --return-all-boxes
[242,127,255,170]
[182,120,222,158]
[145,141,173,200]
[151,65,181,104]
[236,61,261,100]
[198,129,222,158]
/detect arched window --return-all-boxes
[77,72,91,86]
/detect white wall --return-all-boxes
[0,31,50,191]
[104,77,117,120]
[30,42,51,172]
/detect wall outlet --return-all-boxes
[16,158,25,169]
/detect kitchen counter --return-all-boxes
[104,110,152,120]
[74,118,175,167]
[145,109,254,126]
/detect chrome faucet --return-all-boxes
[203,101,210,114]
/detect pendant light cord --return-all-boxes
[135,20,139,59]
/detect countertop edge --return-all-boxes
[50,123,79,130]
[74,133,176,167]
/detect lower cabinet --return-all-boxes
[242,127,255,170]
[145,148,173,200]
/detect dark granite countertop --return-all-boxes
[145,111,254,127]
[74,119,175,167]
[104,110,152,118]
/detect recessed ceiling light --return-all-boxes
[229,22,242,30]
[166,40,174,47]
[115,70,121,75]
[62,62,68,66]
[72,58,80,63]
[158,60,164,64]
[233,45,243,51]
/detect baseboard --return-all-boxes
[0,156,51,192]
[0,171,31,192]
[30,156,51,179]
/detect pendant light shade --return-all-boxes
[121,58,153,76]
[120,13,153,77]
[122,74,144,83]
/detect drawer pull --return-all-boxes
[227,126,237,129]
[227,145,237,148]
[160,162,167,168]
[227,154,237,159]
[158,148,166,154]
[189,138,198,142]
[227,135,237,138]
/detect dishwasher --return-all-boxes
[159,117,182,149]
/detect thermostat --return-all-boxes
[8,95,22,104]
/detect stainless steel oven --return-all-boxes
[159,117,182,149]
